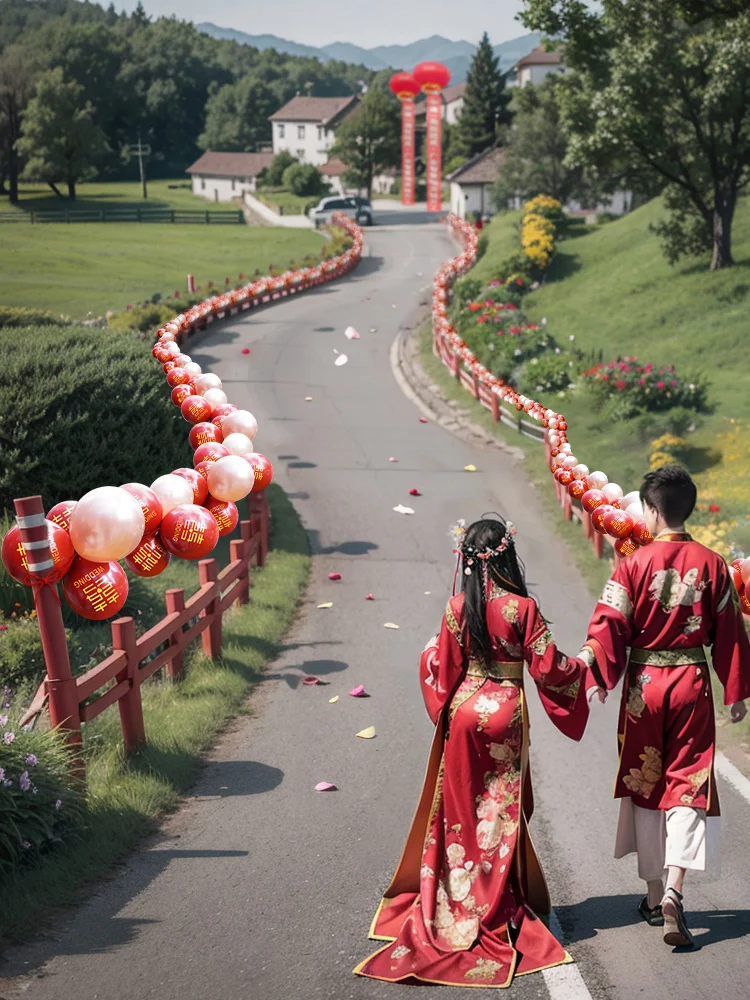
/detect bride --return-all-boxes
[354,516,599,988]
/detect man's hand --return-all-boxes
[587,686,608,705]
[730,700,747,724]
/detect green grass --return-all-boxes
[257,188,318,216]
[0,483,310,945]
[1,179,242,215]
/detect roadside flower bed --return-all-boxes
[581,357,708,416]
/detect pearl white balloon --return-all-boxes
[587,471,609,491]
[150,474,194,516]
[626,501,644,518]
[548,432,560,448]
[221,409,258,440]
[560,443,572,455]
[572,464,590,480]
[174,354,191,367]
[195,373,222,394]
[206,455,255,502]
[69,486,145,562]
[161,341,180,358]
[203,388,228,411]
[159,331,176,343]
[183,362,202,377]
[222,432,255,457]
[622,490,641,508]
[602,483,624,505]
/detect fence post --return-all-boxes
[563,492,572,522]
[111,616,146,755]
[592,529,604,559]
[206,210,210,224]
[171,209,175,223]
[471,372,480,399]
[12,495,83,763]
[490,392,500,423]
[198,559,222,658]
[137,207,141,222]
[230,538,250,606]
[164,588,186,680]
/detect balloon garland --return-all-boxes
[2,213,364,621]
[434,214,750,614]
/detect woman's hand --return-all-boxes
[587,686,608,705]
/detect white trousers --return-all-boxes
[614,798,720,881]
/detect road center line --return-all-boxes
[543,910,595,1000]
[715,750,750,803]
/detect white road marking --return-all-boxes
[543,910,595,1000]
[715,750,750,803]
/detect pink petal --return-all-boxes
[349,685,366,697]
[365,593,374,600]
[328,572,342,581]
[409,488,421,496]
[389,456,397,462]
[314,781,337,792]
[241,348,250,355]
[419,417,428,424]
[302,675,321,685]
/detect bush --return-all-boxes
[453,277,483,308]
[107,303,177,335]
[0,721,84,881]
[519,352,577,395]
[261,150,297,187]
[492,252,533,284]
[0,616,81,690]
[281,163,327,198]
[0,325,188,511]
[580,357,709,417]
[0,307,71,329]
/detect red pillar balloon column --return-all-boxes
[413,61,451,213]
[389,72,421,207]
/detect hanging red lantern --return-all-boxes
[171,467,209,505]
[124,532,172,578]
[413,61,451,92]
[204,496,239,536]
[159,504,219,560]
[46,500,78,533]
[414,62,450,214]
[120,482,163,533]
[189,422,223,449]
[62,556,129,620]
[2,520,75,586]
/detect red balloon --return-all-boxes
[603,508,634,539]
[592,504,615,534]
[120,482,163,533]
[193,442,230,466]
[740,584,750,617]
[154,347,172,364]
[2,520,75,586]
[244,452,274,492]
[46,500,78,533]
[554,468,573,486]
[614,536,638,558]
[189,421,223,449]
[582,489,607,514]
[211,403,239,419]
[204,496,239,536]
[159,504,219,560]
[211,412,236,433]
[194,460,215,482]
[167,368,191,388]
[414,61,451,92]
[171,467,209,505]
[732,567,743,592]
[181,395,212,424]
[631,519,654,546]
[732,558,745,573]
[124,532,171,578]
[389,71,421,99]
[568,479,587,500]
[172,384,193,407]
[163,361,176,373]
[62,556,128,620]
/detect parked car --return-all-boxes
[309,196,374,228]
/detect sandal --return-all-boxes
[637,896,664,927]
[661,887,694,948]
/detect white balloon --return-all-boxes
[622,491,641,508]
[183,362,202,377]
[602,483,624,504]
[587,471,609,491]
[68,486,145,562]
[563,455,578,470]
[203,388,228,410]
[195,373,222,394]
[626,501,644,518]
[573,464,590,480]
[222,432,255,457]
[222,409,258,440]
[150,474,194,516]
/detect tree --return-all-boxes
[199,74,277,153]
[0,44,33,203]
[262,151,297,187]
[521,1,750,269]
[456,32,512,158]
[281,162,327,197]
[492,77,594,208]
[17,68,108,199]
[330,85,400,197]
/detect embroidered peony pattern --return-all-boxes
[623,745,662,799]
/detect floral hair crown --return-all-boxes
[448,518,517,577]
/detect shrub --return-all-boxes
[520,352,577,395]
[0,307,71,329]
[0,616,81,690]
[107,303,177,335]
[580,356,709,416]
[261,150,297,187]
[0,720,84,880]
[492,252,533,283]
[281,163,327,198]
[453,277,482,308]
[523,194,565,224]
[0,325,188,511]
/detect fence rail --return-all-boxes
[0,209,244,225]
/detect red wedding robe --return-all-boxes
[584,533,750,814]
[354,586,593,989]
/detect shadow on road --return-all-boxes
[306,530,380,557]
[204,759,283,797]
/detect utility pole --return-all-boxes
[129,133,151,199]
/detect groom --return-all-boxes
[579,465,750,947]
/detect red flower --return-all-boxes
[656,381,665,389]
[616,379,627,391]
[601,374,610,381]
[709,504,721,513]
[638,378,646,386]
[516,277,524,286]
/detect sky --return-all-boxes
[114,0,529,48]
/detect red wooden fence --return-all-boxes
[16,492,269,767]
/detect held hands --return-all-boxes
[587,686,608,705]
[730,700,747,724]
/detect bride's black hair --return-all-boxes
[459,516,528,665]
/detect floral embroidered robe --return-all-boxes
[354,587,592,989]
[584,533,750,814]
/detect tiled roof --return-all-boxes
[414,81,466,116]
[269,95,358,123]
[515,46,563,68]
[447,146,506,184]
[320,157,347,176]
[186,151,274,178]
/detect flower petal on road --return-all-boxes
[356,726,376,739]
[317,602,333,609]
[393,504,414,515]
[328,572,342,580]
[314,781,337,791]
[302,676,321,685]
[344,326,360,340]
[329,696,339,704]
[383,622,399,629]
[464,464,477,472]
[335,354,348,366]
[349,685,366,697]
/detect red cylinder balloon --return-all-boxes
[2,520,75,586]
[159,504,219,560]
[181,395,213,425]
[244,452,274,492]
[603,508,634,539]
[46,500,78,533]
[193,442,230,466]
[124,532,171,578]
[582,489,607,514]
[62,556,128,620]
[167,368,191,388]
[172,384,193,407]
[171,467,209,505]
[189,422,223,449]
[614,536,638,558]
[631,519,654,546]
[592,505,615,534]
[204,496,239,536]
[120,482,163,533]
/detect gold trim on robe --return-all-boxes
[629,647,707,667]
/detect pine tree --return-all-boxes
[456,32,511,159]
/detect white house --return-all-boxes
[186,151,274,202]
[414,82,467,126]
[269,95,358,166]
[447,146,505,220]
[510,46,565,88]
[320,157,347,196]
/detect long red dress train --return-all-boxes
[354,585,592,988]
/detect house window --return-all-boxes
[278,123,285,138]
[317,125,325,141]
[231,178,236,191]
[298,124,306,139]
[296,150,305,162]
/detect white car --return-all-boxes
[309,196,373,228]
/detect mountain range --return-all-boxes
[195,26,544,83]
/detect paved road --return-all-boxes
[4,225,750,1000]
